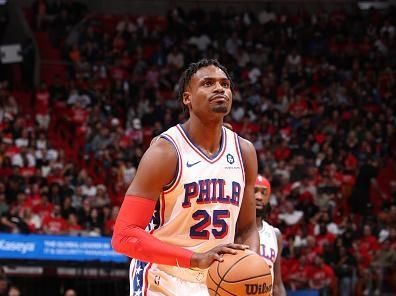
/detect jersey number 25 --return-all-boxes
[190,209,230,239]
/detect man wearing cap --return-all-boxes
[256,175,286,296]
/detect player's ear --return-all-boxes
[183,92,192,107]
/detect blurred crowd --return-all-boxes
[0,266,76,296]
[0,2,396,295]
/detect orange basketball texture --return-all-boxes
[206,250,272,296]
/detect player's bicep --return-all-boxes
[126,138,177,200]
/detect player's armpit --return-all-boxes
[112,195,193,267]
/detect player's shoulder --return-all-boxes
[149,125,179,147]
[235,135,256,162]
[273,226,282,237]
[147,124,184,157]
[144,135,177,163]
[136,136,179,182]
[235,135,257,176]
[236,134,255,151]
[263,221,281,237]
[273,226,283,245]
[149,135,161,146]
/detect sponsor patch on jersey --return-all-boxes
[226,153,235,164]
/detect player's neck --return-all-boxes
[182,118,223,155]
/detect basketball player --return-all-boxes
[256,175,286,296]
[112,59,259,296]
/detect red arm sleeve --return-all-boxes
[111,195,193,268]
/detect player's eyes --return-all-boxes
[202,80,230,88]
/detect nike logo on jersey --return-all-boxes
[187,160,201,168]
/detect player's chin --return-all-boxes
[211,105,230,114]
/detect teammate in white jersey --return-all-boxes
[256,175,286,296]
[112,59,259,296]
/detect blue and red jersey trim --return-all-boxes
[176,124,227,163]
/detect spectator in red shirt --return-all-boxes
[41,205,68,234]
[287,253,312,290]
[305,235,323,263]
[46,164,65,187]
[23,183,42,209]
[308,254,335,295]
[274,139,291,161]
[32,193,54,219]
[354,224,382,295]
[288,95,308,119]
[68,101,89,126]
[354,224,380,266]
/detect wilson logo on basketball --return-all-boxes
[245,283,272,295]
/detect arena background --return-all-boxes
[0,0,395,295]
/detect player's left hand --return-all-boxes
[190,243,249,269]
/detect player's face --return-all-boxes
[255,187,269,210]
[184,65,232,117]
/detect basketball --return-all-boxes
[206,250,272,296]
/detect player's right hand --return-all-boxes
[190,243,249,269]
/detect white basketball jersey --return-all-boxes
[258,221,278,287]
[144,124,245,282]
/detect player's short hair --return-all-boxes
[177,59,233,110]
